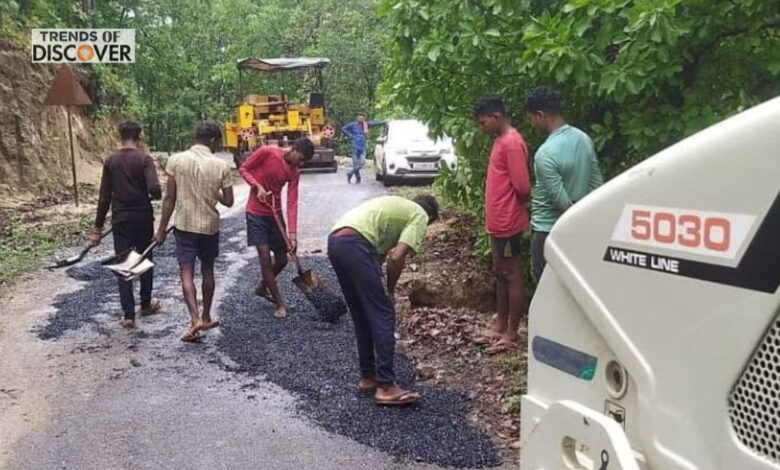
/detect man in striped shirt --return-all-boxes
[154,121,234,342]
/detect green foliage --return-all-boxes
[496,352,529,412]
[381,0,780,250]
[0,210,91,292]
[1,0,388,151]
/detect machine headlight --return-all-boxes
[394,149,409,155]
[439,148,453,155]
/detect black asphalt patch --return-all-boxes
[35,213,501,467]
[217,255,501,468]
[36,217,243,340]
[300,283,348,322]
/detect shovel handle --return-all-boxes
[269,197,304,275]
[98,226,114,239]
[81,227,113,254]
[126,226,174,272]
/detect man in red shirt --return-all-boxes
[239,138,314,318]
[473,95,531,354]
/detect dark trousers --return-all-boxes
[328,234,396,387]
[113,220,154,320]
[531,231,549,283]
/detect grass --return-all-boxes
[0,184,101,294]
[495,352,529,413]
[387,184,436,199]
[0,210,92,292]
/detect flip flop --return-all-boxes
[200,319,220,331]
[138,299,162,317]
[486,339,519,355]
[375,391,419,406]
[180,329,204,342]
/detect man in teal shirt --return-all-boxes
[526,87,604,282]
[328,194,438,405]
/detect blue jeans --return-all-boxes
[328,233,396,386]
[348,148,367,179]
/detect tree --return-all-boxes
[380,0,780,220]
[2,0,389,152]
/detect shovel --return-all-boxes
[101,226,174,281]
[48,227,113,269]
[270,198,346,322]
[270,197,318,292]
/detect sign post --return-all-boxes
[43,64,93,206]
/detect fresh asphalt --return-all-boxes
[0,166,507,470]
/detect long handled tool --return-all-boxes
[48,227,113,269]
[270,197,318,291]
[270,197,346,322]
[101,226,174,281]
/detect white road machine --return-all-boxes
[521,96,780,469]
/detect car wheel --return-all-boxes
[382,161,392,186]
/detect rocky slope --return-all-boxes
[0,39,115,197]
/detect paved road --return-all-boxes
[0,170,504,470]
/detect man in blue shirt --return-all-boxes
[341,113,385,184]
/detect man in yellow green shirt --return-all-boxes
[328,194,439,406]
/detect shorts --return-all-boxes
[246,212,286,254]
[174,229,220,264]
[490,232,523,259]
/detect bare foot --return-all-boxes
[254,279,266,295]
[486,333,520,355]
[254,282,274,303]
[200,317,220,331]
[274,306,289,319]
[474,326,504,344]
[498,331,519,344]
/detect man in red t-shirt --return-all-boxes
[239,138,314,318]
[473,95,531,354]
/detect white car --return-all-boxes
[374,119,457,186]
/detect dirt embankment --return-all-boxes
[395,210,527,456]
[0,39,115,198]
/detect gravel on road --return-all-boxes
[217,253,501,468]
[34,209,502,468]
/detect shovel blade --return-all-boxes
[293,270,320,293]
[49,256,78,269]
[103,250,155,281]
[100,248,133,266]
[120,261,155,282]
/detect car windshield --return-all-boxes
[391,121,434,143]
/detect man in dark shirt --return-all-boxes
[90,120,162,328]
